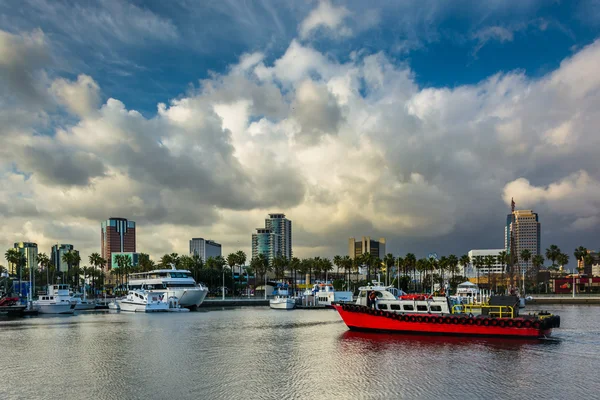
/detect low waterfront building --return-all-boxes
[460,249,505,278]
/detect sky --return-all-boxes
[1,0,600,267]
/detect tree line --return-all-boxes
[1,243,592,297]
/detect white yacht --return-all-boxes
[312,283,353,307]
[71,292,96,311]
[117,290,169,312]
[34,284,76,314]
[270,286,295,310]
[128,267,208,309]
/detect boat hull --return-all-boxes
[74,302,96,311]
[35,303,75,314]
[145,288,207,308]
[334,305,554,339]
[270,299,295,310]
[117,300,168,313]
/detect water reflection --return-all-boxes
[0,306,597,400]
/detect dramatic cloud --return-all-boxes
[0,1,599,265]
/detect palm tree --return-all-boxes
[383,253,395,286]
[36,253,51,289]
[137,253,154,272]
[227,253,237,296]
[272,255,287,281]
[473,256,484,286]
[484,255,495,291]
[496,251,507,292]
[545,245,561,269]
[447,254,458,283]
[415,258,428,291]
[5,248,26,296]
[460,254,471,281]
[532,254,545,293]
[333,255,342,280]
[404,253,416,291]
[574,246,587,273]
[298,258,310,289]
[289,257,300,294]
[190,254,204,282]
[61,250,81,291]
[89,252,106,297]
[360,252,373,282]
[520,249,532,292]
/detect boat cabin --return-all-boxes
[356,285,452,314]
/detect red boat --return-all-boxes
[334,284,560,339]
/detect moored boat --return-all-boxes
[34,284,76,314]
[128,267,208,309]
[270,285,295,310]
[333,284,560,339]
[117,290,169,312]
[71,293,96,311]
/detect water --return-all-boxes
[1,305,599,400]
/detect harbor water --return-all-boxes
[1,305,600,400]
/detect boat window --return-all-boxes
[430,305,442,312]
[359,291,366,298]
[390,304,401,310]
[375,291,384,298]
[417,305,428,311]
[378,304,388,310]
[403,305,414,311]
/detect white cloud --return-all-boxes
[50,74,101,117]
[3,28,600,264]
[299,0,352,39]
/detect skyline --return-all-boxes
[1,1,600,266]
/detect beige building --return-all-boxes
[348,237,386,260]
[505,209,541,270]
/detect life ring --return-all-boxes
[409,315,417,323]
[459,317,467,325]
[533,321,541,329]
[423,316,430,323]
[475,318,482,326]
[443,317,451,324]
[490,319,498,327]
[498,320,506,328]
[450,317,459,324]
[524,320,532,328]
[416,316,423,323]
[515,320,523,328]
[466,318,475,325]
[482,319,490,326]
[507,320,515,327]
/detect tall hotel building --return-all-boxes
[348,237,386,260]
[252,213,292,262]
[505,201,540,270]
[189,238,222,260]
[101,217,136,270]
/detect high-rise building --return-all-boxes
[348,237,386,260]
[9,242,38,275]
[101,217,136,270]
[251,213,292,262]
[265,214,292,260]
[189,238,222,260]
[51,244,79,273]
[505,200,541,271]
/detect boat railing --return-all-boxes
[452,304,515,318]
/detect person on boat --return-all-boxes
[368,291,377,309]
